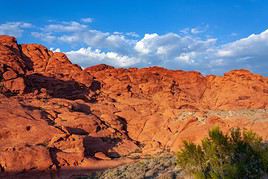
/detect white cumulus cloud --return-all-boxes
[217,29,268,58]
[81,17,94,23]
[43,21,87,32]
[66,47,139,68]
[0,22,32,37]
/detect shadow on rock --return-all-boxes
[83,136,122,159]
[25,73,90,100]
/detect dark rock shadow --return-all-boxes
[20,104,55,125]
[65,127,89,135]
[19,45,34,71]
[90,80,101,92]
[88,79,102,103]
[25,73,89,101]
[83,136,121,158]
[116,116,139,146]
[71,102,91,114]
[117,116,128,132]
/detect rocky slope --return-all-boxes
[0,35,268,177]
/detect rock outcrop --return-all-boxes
[0,35,268,176]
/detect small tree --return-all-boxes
[176,127,268,179]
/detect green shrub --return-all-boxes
[176,127,268,179]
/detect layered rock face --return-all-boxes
[1,35,268,175]
[85,65,268,153]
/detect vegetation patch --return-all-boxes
[176,127,268,179]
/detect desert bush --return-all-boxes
[176,127,268,179]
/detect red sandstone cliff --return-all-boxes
[0,35,268,176]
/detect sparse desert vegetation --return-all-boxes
[177,127,268,179]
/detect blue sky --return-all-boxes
[1,0,268,75]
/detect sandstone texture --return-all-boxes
[0,35,268,176]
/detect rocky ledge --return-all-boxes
[0,35,268,178]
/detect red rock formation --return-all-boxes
[1,35,268,176]
[0,36,27,94]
